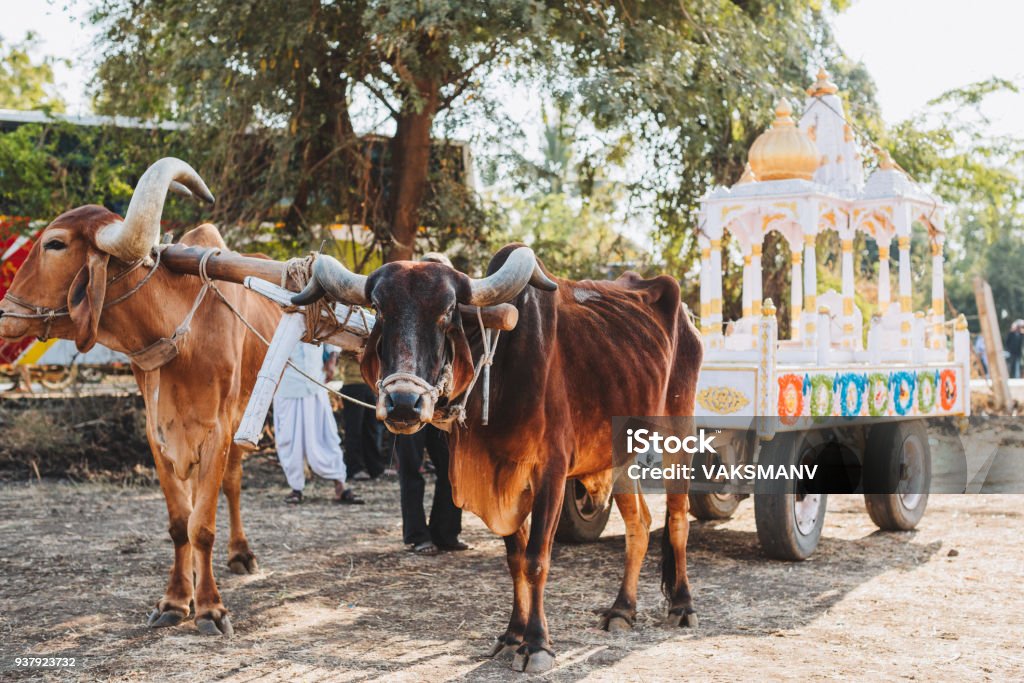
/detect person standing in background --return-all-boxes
[340,357,387,479]
[1005,320,1023,379]
[396,424,466,555]
[274,342,363,505]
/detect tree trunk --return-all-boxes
[385,78,440,263]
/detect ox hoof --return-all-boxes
[665,608,699,629]
[487,637,521,659]
[196,613,234,637]
[146,607,186,629]
[606,616,633,632]
[512,646,555,674]
[227,553,259,575]
[600,609,635,632]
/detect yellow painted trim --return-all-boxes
[898,236,910,250]
[16,339,58,365]
[878,246,889,259]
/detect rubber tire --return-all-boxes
[754,431,828,561]
[863,420,931,531]
[555,479,612,544]
[689,492,741,520]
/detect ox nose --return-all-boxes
[385,391,424,423]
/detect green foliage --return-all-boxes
[887,79,1024,332]
[0,121,208,231]
[0,33,66,112]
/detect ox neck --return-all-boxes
[95,263,206,358]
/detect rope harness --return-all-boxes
[0,253,159,341]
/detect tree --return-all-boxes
[89,0,858,268]
[492,103,647,279]
[888,79,1024,333]
[0,33,66,112]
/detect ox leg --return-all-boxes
[600,492,652,632]
[511,472,566,674]
[662,492,698,628]
[223,445,258,575]
[488,524,529,659]
[147,452,194,629]
[190,445,234,637]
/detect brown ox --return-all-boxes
[0,159,280,636]
[293,244,703,673]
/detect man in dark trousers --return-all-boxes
[340,359,386,479]
[396,424,467,555]
[1006,320,1024,379]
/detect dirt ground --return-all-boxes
[0,453,1022,682]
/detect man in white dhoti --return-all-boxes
[273,342,363,505]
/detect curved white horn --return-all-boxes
[291,255,370,306]
[468,247,556,307]
[95,158,214,262]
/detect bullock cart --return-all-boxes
[680,72,970,560]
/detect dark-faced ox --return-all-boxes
[293,245,703,673]
[0,158,281,636]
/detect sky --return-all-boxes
[1,0,1022,131]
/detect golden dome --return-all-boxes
[807,68,839,97]
[748,98,820,182]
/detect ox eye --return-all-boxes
[44,239,66,251]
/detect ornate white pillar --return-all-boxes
[898,234,912,313]
[841,237,855,316]
[710,238,723,344]
[790,248,803,340]
[742,250,752,319]
[803,233,818,348]
[931,236,945,319]
[931,235,946,349]
[877,240,892,314]
[699,242,711,336]
[751,243,763,317]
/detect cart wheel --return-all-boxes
[755,431,828,561]
[863,420,931,531]
[555,479,611,543]
[689,492,741,520]
[79,367,105,383]
[39,365,78,390]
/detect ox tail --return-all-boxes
[660,505,675,597]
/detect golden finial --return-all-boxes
[807,68,838,97]
[955,314,968,331]
[736,162,757,185]
[877,149,895,170]
[762,298,777,316]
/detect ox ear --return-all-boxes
[67,249,110,352]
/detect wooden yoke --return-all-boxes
[160,243,520,331]
[160,243,519,448]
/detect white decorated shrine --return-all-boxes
[693,70,971,432]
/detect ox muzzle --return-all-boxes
[376,364,454,434]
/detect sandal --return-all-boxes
[408,541,440,555]
[335,488,365,505]
[436,540,470,552]
[284,490,303,505]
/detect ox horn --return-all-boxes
[95,158,214,262]
[467,247,557,307]
[291,255,369,306]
